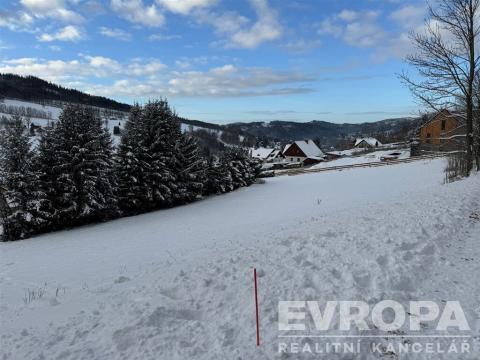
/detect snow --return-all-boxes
[2,98,63,119]
[355,137,382,147]
[250,147,275,160]
[312,149,411,169]
[294,139,324,158]
[1,159,480,359]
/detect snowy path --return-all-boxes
[1,159,480,359]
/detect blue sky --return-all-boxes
[0,0,428,124]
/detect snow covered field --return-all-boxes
[1,159,480,359]
[312,149,411,169]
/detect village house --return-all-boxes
[283,140,325,165]
[250,147,284,163]
[354,137,382,149]
[419,109,465,145]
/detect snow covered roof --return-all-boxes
[283,140,325,158]
[296,140,324,158]
[354,137,382,147]
[250,147,275,160]
[267,149,282,159]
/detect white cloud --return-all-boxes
[127,60,166,76]
[86,56,122,72]
[228,0,282,49]
[391,5,426,29]
[317,6,427,61]
[0,56,167,84]
[38,25,84,42]
[343,22,386,48]
[317,18,342,37]
[197,0,282,49]
[0,11,35,32]
[20,0,84,23]
[156,0,216,15]
[163,64,312,97]
[282,39,322,53]
[110,0,165,27]
[337,10,358,22]
[148,33,182,41]
[0,56,313,98]
[99,27,132,41]
[21,0,63,13]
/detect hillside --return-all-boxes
[1,159,479,359]
[0,74,130,112]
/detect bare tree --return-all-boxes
[401,0,480,174]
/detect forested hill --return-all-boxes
[0,74,130,112]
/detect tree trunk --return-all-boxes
[466,0,476,174]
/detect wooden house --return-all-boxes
[412,109,466,154]
[419,109,465,145]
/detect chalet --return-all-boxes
[411,109,466,155]
[354,137,382,149]
[283,140,325,165]
[419,109,465,146]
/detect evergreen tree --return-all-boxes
[35,105,118,229]
[117,99,200,213]
[0,115,39,240]
[116,104,153,214]
[174,134,207,203]
[145,100,180,207]
[204,148,258,195]
[204,157,227,195]
[223,147,258,189]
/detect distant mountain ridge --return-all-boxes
[225,117,421,147]
[0,74,421,146]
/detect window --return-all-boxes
[297,158,300,162]
[441,119,446,130]
[290,157,293,162]
[426,133,431,144]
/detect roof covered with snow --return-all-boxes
[284,140,325,158]
[354,137,382,147]
[250,147,275,159]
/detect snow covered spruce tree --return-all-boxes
[205,157,232,195]
[143,100,181,208]
[35,105,118,230]
[223,147,259,190]
[117,99,206,214]
[0,115,40,240]
[173,134,207,204]
[116,103,153,214]
[204,147,259,195]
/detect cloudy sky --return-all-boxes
[0,0,428,124]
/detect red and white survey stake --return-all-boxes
[254,268,260,346]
